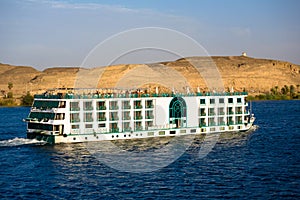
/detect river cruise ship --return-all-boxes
[25,88,255,144]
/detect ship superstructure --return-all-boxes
[25,89,255,144]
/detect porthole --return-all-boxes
[136,134,138,136]
[124,135,126,137]
[190,129,196,133]
[73,137,76,140]
[96,136,99,139]
[85,137,87,140]
[128,134,131,137]
[112,135,114,138]
[116,135,119,138]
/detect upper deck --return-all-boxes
[34,88,248,100]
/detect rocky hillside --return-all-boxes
[0,56,299,98]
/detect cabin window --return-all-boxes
[200,108,206,116]
[70,102,80,111]
[199,118,206,127]
[134,111,143,120]
[208,118,216,126]
[180,129,186,133]
[200,99,206,104]
[148,132,154,136]
[228,98,233,104]
[210,99,215,104]
[236,107,242,114]
[122,111,131,120]
[109,101,118,110]
[59,101,66,108]
[145,121,153,128]
[84,101,93,111]
[237,98,242,103]
[219,98,224,104]
[97,101,106,110]
[134,122,142,130]
[109,112,118,121]
[159,131,165,135]
[146,100,153,108]
[145,110,153,119]
[134,100,142,109]
[209,108,215,116]
[97,112,106,121]
[71,124,79,129]
[218,107,225,115]
[122,122,130,131]
[70,113,80,123]
[110,123,119,132]
[85,124,93,129]
[84,113,93,122]
[98,123,106,128]
[55,113,65,120]
[122,101,130,109]
[218,117,225,125]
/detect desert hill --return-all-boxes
[0,56,299,99]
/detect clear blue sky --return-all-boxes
[1,0,299,69]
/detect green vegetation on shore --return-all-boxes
[248,85,300,100]
[0,82,34,106]
[0,92,34,107]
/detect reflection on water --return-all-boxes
[47,130,257,173]
[85,134,195,173]
[217,126,258,146]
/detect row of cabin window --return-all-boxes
[70,100,153,109]
[200,98,242,105]
[71,121,153,130]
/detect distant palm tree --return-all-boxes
[274,86,279,94]
[284,85,289,95]
[7,82,13,98]
[270,88,275,95]
[8,82,13,90]
[290,85,295,98]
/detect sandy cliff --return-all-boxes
[0,56,299,97]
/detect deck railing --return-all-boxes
[34,91,248,99]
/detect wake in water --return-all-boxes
[0,137,47,147]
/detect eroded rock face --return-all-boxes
[0,56,299,97]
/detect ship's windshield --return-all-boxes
[33,100,59,109]
[32,100,65,109]
[29,112,55,120]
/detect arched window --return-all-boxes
[169,97,187,118]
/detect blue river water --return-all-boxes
[0,100,299,199]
